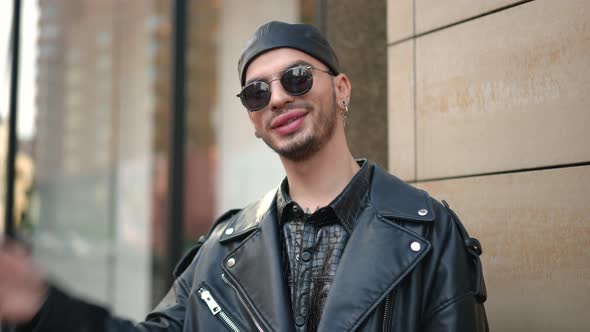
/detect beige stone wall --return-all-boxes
[387,0,590,331]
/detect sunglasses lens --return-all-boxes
[240,82,270,111]
[281,66,313,96]
[238,66,315,111]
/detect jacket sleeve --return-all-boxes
[15,278,188,332]
[16,236,207,332]
[421,201,489,332]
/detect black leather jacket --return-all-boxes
[23,164,488,332]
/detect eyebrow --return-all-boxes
[245,60,313,85]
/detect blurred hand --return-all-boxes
[0,240,47,324]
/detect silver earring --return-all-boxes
[340,101,349,125]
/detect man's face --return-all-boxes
[244,48,340,162]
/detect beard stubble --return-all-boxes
[262,90,339,162]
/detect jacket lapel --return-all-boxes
[317,207,431,331]
[221,190,295,332]
[318,165,435,331]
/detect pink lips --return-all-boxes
[270,110,308,136]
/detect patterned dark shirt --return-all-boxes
[276,160,372,331]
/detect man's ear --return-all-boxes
[333,73,352,104]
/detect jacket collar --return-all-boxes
[369,163,436,222]
[219,188,276,243]
[220,162,435,243]
[276,159,372,233]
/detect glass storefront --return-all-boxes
[3,0,317,322]
[21,0,168,320]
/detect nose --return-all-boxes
[267,79,294,112]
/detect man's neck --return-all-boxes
[280,137,360,211]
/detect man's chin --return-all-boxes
[266,137,320,162]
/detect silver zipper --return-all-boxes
[198,287,241,332]
[382,291,395,332]
[222,273,265,332]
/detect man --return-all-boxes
[0,21,488,331]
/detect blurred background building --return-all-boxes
[1,0,314,322]
[1,0,589,331]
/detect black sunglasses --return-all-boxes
[237,65,332,111]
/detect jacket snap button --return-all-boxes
[410,242,421,252]
[301,250,312,262]
[225,227,234,235]
[418,209,428,216]
[226,258,236,268]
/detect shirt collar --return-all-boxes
[276,159,372,233]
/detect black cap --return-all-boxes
[238,21,340,87]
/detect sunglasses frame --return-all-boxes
[237,64,332,112]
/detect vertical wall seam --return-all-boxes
[412,0,418,182]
